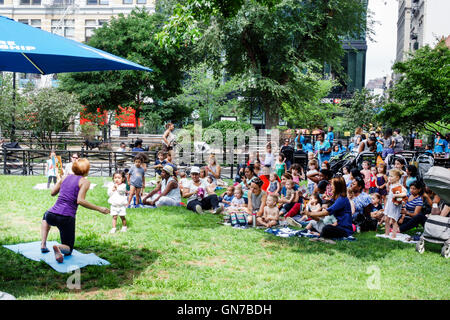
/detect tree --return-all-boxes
[340,88,381,131]
[20,88,82,148]
[157,0,368,128]
[377,43,450,135]
[164,64,242,127]
[59,8,192,134]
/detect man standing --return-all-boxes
[393,129,404,154]
[280,139,294,171]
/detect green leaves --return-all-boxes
[378,43,450,134]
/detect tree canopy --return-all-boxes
[158,0,369,128]
[377,42,450,135]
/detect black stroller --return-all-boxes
[416,166,450,258]
[329,151,356,175]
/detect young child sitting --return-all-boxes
[370,192,384,225]
[257,194,280,228]
[153,151,167,183]
[267,172,281,195]
[304,214,338,236]
[290,163,304,185]
[221,186,235,208]
[230,187,246,208]
[279,179,296,215]
[298,193,322,224]
[178,170,189,189]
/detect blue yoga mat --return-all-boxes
[3,241,110,273]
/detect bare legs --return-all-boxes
[40,220,51,252]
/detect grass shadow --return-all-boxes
[0,236,159,299]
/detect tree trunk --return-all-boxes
[263,99,280,129]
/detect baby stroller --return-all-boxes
[330,151,356,175]
[416,166,450,258]
[412,152,435,179]
[353,151,377,170]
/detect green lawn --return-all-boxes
[0,175,448,300]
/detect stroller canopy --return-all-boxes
[423,166,450,205]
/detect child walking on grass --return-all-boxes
[127,155,146,208]
[108,171,128,233]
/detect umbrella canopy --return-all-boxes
[0,15,152,74]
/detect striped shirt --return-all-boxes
[405,196,423,214]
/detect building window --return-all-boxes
[20,0,41,4]
[85,19,109,42]
[123,0,132,3]
[18,19,41,29]
[51,19,75,39]
[136,0,146,3]
[87,0,108,4]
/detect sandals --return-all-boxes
[41,247,50,253]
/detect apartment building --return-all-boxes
[0,0,154,86]
[396,0,450,63]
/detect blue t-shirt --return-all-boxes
[154,159,167,175]
[222,194,234,207]
[352,192,372,218]
[129,165,145,188]
[326,196,354,237]
[303,143,314,153]
[434,138,445,153]
[326,131,334,143]
[295,135,305,149]
[314,140,331,164]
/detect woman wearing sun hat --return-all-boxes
[143,165,181,207]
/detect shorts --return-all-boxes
[310,220,326,233]
[110,206,127,216]
[43,211,76,255]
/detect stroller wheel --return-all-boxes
[416,238,425,254]
[441,243,450,259]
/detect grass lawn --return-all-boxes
[0,175,448,300]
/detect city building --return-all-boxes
[0,0,154,87]
[396,0,450,63]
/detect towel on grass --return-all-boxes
[33,183,96,190]
[3,241,110,273]
[375,233,418,244]
[265,227,356,241]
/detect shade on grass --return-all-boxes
[0,175,448,299]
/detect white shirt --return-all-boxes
[184,179,209,203]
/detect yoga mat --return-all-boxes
[375,233,418,244]
[3,241,110,273]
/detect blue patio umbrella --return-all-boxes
[0,15,152,74]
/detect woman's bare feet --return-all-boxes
[53,245,64,263]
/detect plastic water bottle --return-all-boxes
[252,212,256,228]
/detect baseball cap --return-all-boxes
[190,166,200,174]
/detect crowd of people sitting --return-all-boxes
[106,126,448,243]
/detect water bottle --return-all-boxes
[252,212,256,228]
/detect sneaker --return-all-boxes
[286,217,302,228]
[120,226,127,232]
[109,228,116,234]
[195,205,204,214]
[127,204,133,209]
[214,204,224,215]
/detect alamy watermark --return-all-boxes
[174,121,281,166]
[366,265,381,290]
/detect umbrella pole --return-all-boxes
[11,72,16,142]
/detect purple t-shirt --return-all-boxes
[49,175,82,218]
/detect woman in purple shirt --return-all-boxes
[40,158,110,263]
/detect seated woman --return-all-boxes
[142,165,181,207]
[398,181,424,233]
[246,177,267,225]
[350,175,373,222]
[306,177,354,243]
[182,166,223,214]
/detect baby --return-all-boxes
[305,214,338,236]
[257,194,280,228]
[370,192,384,224]
[221,186,235,208]
[230,188,246,208]
[267,173,280,195]
[298,193,322,223]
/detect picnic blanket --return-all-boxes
[375,233,419,244]
[265,227,356,241]
[34,183,96,190]
[3,241,110,273]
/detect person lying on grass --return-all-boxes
[40,158,110,263]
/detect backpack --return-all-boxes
[230,212,248,227]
